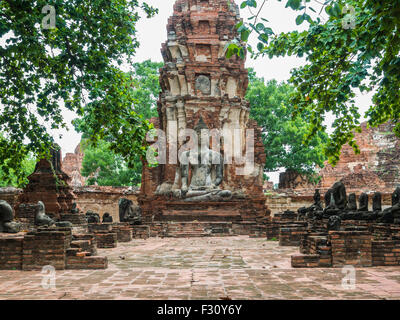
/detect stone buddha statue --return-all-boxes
[0,200,21,233]
[297,189,323,218]
[175,117,232,202]
[379,186,400,223]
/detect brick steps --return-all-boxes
[156,215,242,222]
[161,222,234,238]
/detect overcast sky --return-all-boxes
[51,0,374,182]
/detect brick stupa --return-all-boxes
[139,0,268,222]
[18,145,76,220]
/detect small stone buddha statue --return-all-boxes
[35,201,56,227]
[379,187,400,223]
[0,200,21,233]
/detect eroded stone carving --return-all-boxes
[347,193,357,211]
[298,189,323,217]
[379,187,400,223]
[373,192,382,212]
[174,117,232,202]
[138,0,267,222]
[331,182,347,210]
[0,200,21,233]
[71,202,79,214]
[102,213,113,223]
[324,189,332,208]
[358,193,369,212]
[327,215,342,231]
[119,198,142,224]
[195,75,211,95]
[35,201,55,227]
[86,210,100,224]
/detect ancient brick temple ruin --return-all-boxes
[139,0,267,224]
[18,146,76,220]
[3,0,400,275]
[279,122,400,196]
[0,146,110,271]
[62,144,86,187]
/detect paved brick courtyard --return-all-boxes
[1,236,400,300]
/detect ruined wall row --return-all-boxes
[0,187,139,223]
[279,121,400,196]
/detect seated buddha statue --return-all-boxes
[174,117,232,202]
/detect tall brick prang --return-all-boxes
[139,0,268,222]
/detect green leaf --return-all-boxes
[256,23,265,31]
[296,15,305,25]
[246,0,257,8]
[241,30,251,42]
[258,34,269,44]
[287,0,301,10]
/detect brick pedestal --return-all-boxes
[330,231,372,267]
[22,228,71,270]
[95,233,117,249]
[279,224,307,246]
[0,236,24,270]
[112,224,133,242]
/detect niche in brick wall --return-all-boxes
[195,44,212,62]
[199,20,210,34]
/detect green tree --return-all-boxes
[0,153,36,188]
[130,60,163,120]
[228,0,400,164]
[76,60,163,186]
[81,139,142,187]
[0,0,158,186]
[247,69,328,180]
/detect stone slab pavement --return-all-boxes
[1,236,400,300]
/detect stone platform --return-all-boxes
[140,198,268,223]
[1,236,400,300]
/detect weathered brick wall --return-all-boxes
[0,236,24,270]
[0,188,22,210]
[330,231,372,267]
[279,223,308,247]
[0,227,107,271]
[265,194,312,215]
[73,186,139,223]
[22,228,71,270]
[132,225,151,239]
[112,224,133,242]
[279,121,400,196]
[372,240,400,266]
[95,233,118,249]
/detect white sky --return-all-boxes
[44,0,374,183]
